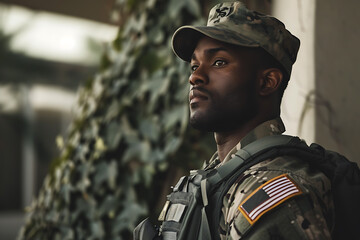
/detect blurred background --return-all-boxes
[0,0,359,239]
[0,0,118,238]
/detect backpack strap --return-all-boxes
[206,135,300,191]
[202,135,302,239]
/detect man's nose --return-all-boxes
[189,66,208,86]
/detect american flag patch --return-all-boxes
[238,174,302,224]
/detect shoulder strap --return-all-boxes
[207,135,300,188]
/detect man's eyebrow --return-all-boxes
[191,47,230,61]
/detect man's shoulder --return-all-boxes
[248,155,330,185]
[244,155,332,205]
[230,155,332,208]
[220,155,333,239]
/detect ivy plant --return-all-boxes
[18,0,216,239]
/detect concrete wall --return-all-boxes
[273,0,316,143]
[273,0,360,165]
[315,0,360,162]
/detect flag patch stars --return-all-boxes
[238,174,302,225]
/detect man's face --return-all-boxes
[189,36,259,132]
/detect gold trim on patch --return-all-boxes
[158,200,170,221]
[238,173,302,225]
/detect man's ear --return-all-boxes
[258,68,283,96]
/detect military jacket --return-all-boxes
[205,118,334,239]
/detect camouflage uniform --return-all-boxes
[170,2,334,239]
[205,118,334,239]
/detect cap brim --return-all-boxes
[171,26,260,62]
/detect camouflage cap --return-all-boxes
[172,1,300,75]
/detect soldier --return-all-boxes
[135,1,335,239]
[173,1,334,239]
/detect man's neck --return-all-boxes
[214,116,278,162]
[215,133,241,162]
[214,124,255,162]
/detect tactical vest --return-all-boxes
[158,135,302,240]
[135,135,360,240]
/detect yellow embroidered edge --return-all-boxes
[238,173,302,225]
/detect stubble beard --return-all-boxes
[189,97,258,133]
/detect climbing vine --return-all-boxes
[18,0,217,239]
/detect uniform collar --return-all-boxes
[205,117,285,169]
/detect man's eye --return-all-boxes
[214,60,226,67]
[191,65,198,72]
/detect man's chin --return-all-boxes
[189,113,210,132]
[189,108,234,132]
[189,121,212,132]
[189,114,221,132]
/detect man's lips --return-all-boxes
[189,88,209,104]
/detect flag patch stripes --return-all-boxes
[238,174,302,225]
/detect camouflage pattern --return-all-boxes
[207,117,286,168]
[172,1,300,75]
[205,118,334,239]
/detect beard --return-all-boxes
[190,101,258,132]
[189,94,258,132]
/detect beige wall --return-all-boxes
[272,0,360,163]
[273,0,360,164]
[273,0,316,143]
[314,0,360,162]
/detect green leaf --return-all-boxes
[91,221,105,238]
[163,105,188,131]
[139,50,165,73]
[105,99,121,121]
[98,195,118,217]
[148,26,165,44]
[94,162,109,187]
[112,202,147,234]
[164,137,181,154]
[123,140,151,163]
[185,0,202,18]
[108,160,118,190]
[59,227,74,239]
[105,121,122,150]
[60,182,72,205]
[139,118,160,141]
